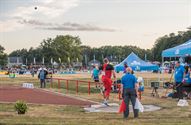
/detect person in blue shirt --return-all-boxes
[174,61,185,99]
[92,65,100,88]
[123,62,128,73]
[183,66,191,84]
[38,67,48,88]
[121,67,138,119]
[137,77,144,99]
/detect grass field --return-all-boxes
[0,73,191,125]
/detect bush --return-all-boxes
[14,100,28,114]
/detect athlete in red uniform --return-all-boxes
[100,58,116,106]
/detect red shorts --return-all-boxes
[102,75,112,97]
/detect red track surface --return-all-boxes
[0,86,94,106]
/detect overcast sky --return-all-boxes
[0,0,191,53]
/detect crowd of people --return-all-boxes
[1,65,51,88]
[91,58,191,119]
[92,58,143,119]
[174,61,191,99]
[2,58,191,119]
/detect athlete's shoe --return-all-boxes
[102,101,109,106]
[103,102,109,106]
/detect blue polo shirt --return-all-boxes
[39,70,45,80]
[93,68,99,77]
[174,65,185,83]
[121,73,137,89]
[184,73,191,84]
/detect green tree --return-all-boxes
[40,35,82,65]
[0,45,7,66]
[9,49,28,64]
[81,45,92,66]
[40,38,55,64]
[8,35,82,66]
[152,29,191,61]
[80,45,151,65]
[9,47,43,65]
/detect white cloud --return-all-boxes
[12,0,79,19]
[39,0,54,4]
[18,19,116,32]
[0,19,24,32]
[0,0,80,32]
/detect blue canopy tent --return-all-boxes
[115,52,159,72]
[162,39,191,58]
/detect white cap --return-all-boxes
[137,77,144,83]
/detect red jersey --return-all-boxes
[101,63,114,78]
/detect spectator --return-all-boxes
[38,67,48,88]
[92,65,100,88]
[121,67,139,119]
[183,66,191,85]
[31,68,35,77]
[174,61,185,99]
[137,77,144,100]
[123,62,128,73]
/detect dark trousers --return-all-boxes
[176,82,183,99]
[123,88,139,118]
[40,79,46,88]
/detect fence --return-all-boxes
[48,77,122,99]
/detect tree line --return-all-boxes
[8,35,82,66]
[0,29,191,67]
[152,29,191,61]
[0,45,7,66]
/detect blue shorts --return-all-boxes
[138,86,144,92]
[94,76,99,82]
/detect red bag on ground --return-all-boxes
[118,99,126,113]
